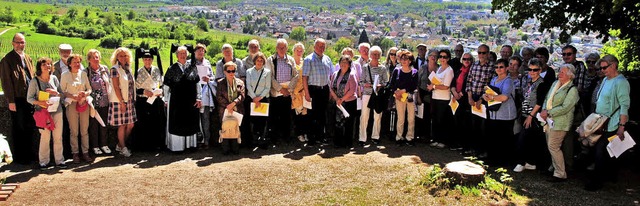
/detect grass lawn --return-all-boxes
[1,141,638,205]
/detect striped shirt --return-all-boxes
[302,52,332,86]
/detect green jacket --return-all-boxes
[542,80,579,131]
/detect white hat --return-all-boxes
[58,44,72,50]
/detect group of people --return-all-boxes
[1,32,631,192]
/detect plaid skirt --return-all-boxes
[108,101,137,126]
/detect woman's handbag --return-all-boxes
[576,106,620,146]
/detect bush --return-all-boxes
[100,35,123,48]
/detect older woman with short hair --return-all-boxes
[513,58,547,172]
[86,49,112,155]
[330,55,358,148]
[540,64,579,182]
[109,47,137,157]
[28,57,66,169]
[61,54,93,163]
[216,62,245,155]
[358,46,388,145]
[246,52,272,149]
[391,50,419,145]
[164,46,201,152]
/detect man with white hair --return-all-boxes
[302,38,333,145]
[243,39,260,72]
[266,39,297,144]
[0,33,36,164]
[53,44,84,80]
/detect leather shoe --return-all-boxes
[546,177,567,183]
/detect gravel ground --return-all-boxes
[0,138,638,205]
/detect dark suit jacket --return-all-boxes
[53,60,63,81]
[0,50,34,104]
[216,77,245,119]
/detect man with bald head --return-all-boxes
[0,33,36,164]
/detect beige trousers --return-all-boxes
[39,111,64,165]
[395,99,415,141]
[359,95,383,141]
[66,102,90,154]
[546,129,567,179]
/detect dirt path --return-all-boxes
[0,142,638,205]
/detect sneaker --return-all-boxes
[115,145,123,152]
[101,146,112,154]
[72,153,81,164]
[120,147,132,157]
[298,135,306,143]
[93,147,103,155]
[82,153,94,163]
[429,142,439,147]
[57,163,68,169]
[358,141,366,147]
[405,140,415,146]
[436,143,446,149]
[524,163,537,170]
[39,164,49,171]
[513,164,525,172]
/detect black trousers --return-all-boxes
[9,98,36,164]
[486,118,515,164]
[250,98,269,146]
[89,106,109,149]
[334,100,356,148]
[515,116,548,166]
[591,130,619,184]
[431,99,453,144]
[269,96,292,143]
[307,85,329,144]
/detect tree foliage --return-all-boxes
[290,26,306,41]
[333,37,352,54]
[492,0,640,70]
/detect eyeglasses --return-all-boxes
[462,58,472,61]
[12,41,25,44]
[389,53,396,56]
[586,60,596,64]
[438,56,449,59]
[561,52,573,57]
[526,68,541,72]
[225,70,236,73]
[478,51,488,55]
[495,66,506,69]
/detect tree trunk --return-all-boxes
[443,161,486,186]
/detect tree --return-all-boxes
[290,26,306,41]
[67,8,78,19]
[380,38,395,54]
[84,9,89,18]
[197,18,209,31]
[441,18,447,35]
[127,10,135,20]
[333,37,352,53]
[492,0,640,70]
[358,29,369,45]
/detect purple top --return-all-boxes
[390,68,418,93]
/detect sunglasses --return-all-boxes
[478,51,488,55]
[438,56,449,59]
[226,70,236,73]
[561,52,573,57]
[586,60,596,64]
[599,64,610,70]
[389,53,396,56]
[462,58,472,61]
[526,68,541,72]
[495,66,506,69]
